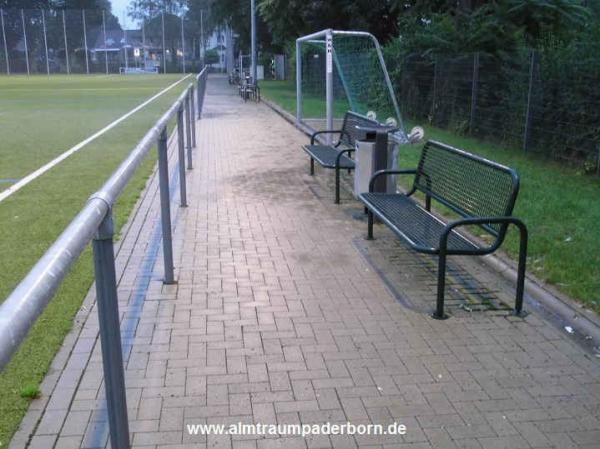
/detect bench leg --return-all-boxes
[335,166,340,204]
[310,158,315,175]
[434,252,449,320]
[514,223,529,316]
[367,211,374,240]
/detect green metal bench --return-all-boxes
[302,111,382,203]
[359,140,528,319]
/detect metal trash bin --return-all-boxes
[354,126,398,197]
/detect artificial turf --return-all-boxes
[0,74,190,446]
[259,79,600,314]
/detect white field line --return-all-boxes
[0,74,191,204]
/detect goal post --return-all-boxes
[296,29,407,143]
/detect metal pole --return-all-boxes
[469,52,479,134]
[142,20,146,70]
[180,15,185,74]
[296,40,301,123]
[21,10,30,75]
[251,0,257,82]
[200,10,204,63]
[1,8,10,75]
[161,12,166,74]
[157,128,175,284]
[431,58,437,121]
[103,10,108,74]
[123,28,128,71]
[523,50,536,152]
[196,76,201,120]
[42,10,50,75]
[92,212,131,449]
[185,94,192,169]
[176,107,188,207]
[325,30,333,144]
[190,86,196,148]
[82,9,89,74]
[62,10,70,74]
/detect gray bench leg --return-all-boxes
[367,211,374,240]
[310,158,315,175]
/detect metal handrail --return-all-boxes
[0,66,209,449]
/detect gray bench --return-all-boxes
[303,111,382,203]
[359,140,528,319]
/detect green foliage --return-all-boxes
[204,47,219,64]
[19,384,40,400]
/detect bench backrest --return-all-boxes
[413,141,519,238]
[339,111,382,147]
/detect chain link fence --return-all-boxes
[0,8,203,75]
[392,51,600,175]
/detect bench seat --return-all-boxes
[302,145,355,169]
[360,193,478,253]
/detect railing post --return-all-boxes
[196,75,202,120]
[157,128,175,284]
[177,105,188,206]
[185,93,193,169]
[92,210,130,449]
[190,86,197,149]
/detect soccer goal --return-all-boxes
[296,30,412,143]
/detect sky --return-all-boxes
[110,0,136,29]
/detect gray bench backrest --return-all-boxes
[339,111,382,147]
[413,141,520,238]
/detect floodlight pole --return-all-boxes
[161,11,166,74]
[325,30,333,144]
[250,0,257,82]
[1,8,10,75]
[62,10,70,74]
[82,9,90,74]
[103,10,108,74]
[181,14,185,74]
[42,10,50,75]
[200,10,204,63]
[21,10,30,76]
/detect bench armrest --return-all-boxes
[310,129,351,147]
[368,169,417,192]
[440,216,527,254]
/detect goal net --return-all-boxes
[296,30,405,141]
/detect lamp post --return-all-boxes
[250,0,256,82]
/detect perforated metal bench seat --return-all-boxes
[302,145,355,169]
[360,193,478,254]
[359,140,529,320]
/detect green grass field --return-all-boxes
[0,74,190,446]
[260,79,600,313]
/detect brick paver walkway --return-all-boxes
[13,76,600,449]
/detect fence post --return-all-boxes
[161,12,166,74]
[103,10,108,74]
[1,9,10,75]
[469,52,480,134]
[92,211,131,449]
[82,9,90,74]
[21,10,30,76]
[157,128,175,284]
[41,10,49,75]
[196,76,202,120]
[177,105,188,206]
[523,50,537,152]
[431,57,438,122]
[62,10,70,75]
[190,86,196,149]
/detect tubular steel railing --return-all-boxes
[0,67,209,449]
